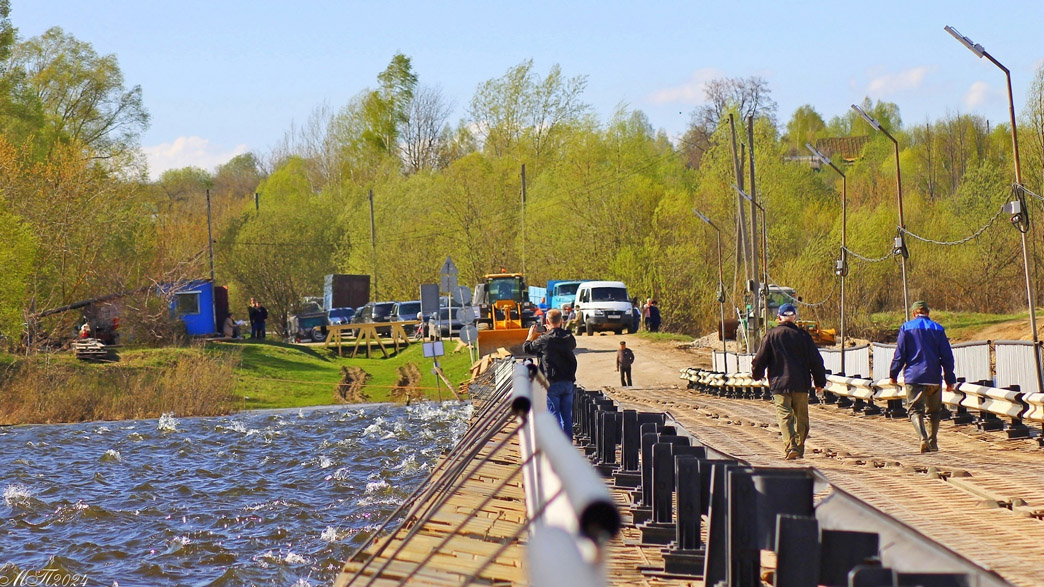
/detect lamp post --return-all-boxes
[732,185,769,337]
[851,104,910,320]
[694,209,729,372]
[808,143,849,374]
[945,25,1043,395]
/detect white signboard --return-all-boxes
[423,340,445,358]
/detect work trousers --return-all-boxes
[904,383,942,418]
[619,366,632,387]
[773,391,810,457]
[546,380,575,440]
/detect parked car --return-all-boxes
[574,280,633,335]
[327,307,355,325]
[351,301,396,336]
[392,300,422,335]
[289,310,328,342]
[428,307,466,338]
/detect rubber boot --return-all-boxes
[911,414,930,453]
[928,417,941,452]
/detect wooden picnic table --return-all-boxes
[325,321,419,358]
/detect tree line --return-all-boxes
[2,3,1043,348]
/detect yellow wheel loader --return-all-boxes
[474,272,537,358]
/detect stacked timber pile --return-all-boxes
[72,338,109,361]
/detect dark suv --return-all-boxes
[391,300,422,335]
[351,301,396,336]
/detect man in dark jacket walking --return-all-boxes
[889,301,956,453]
[616,340,634,387]
[523,308,578,438]
[752,303,826,460]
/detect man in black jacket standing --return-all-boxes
[523,308,578,439]
[752,303,826,460]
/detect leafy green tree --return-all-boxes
[0,205,36,347]
[1021,62,1044,194]
[9,27,149,158]
[219,157,345,335]
[468,59,589,160]
[784,105,826,152]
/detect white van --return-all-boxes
[574,281,633,335]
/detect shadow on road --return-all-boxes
[574,348,615,355]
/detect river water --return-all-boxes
[0,401,472,586]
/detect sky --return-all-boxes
[10,1,1044,180]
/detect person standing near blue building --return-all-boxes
[889,301,956,453]
[523,309,578,438]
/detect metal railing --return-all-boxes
[340,359,620,586]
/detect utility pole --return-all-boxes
[254,192,259,213]
[747,116,762,344]
[206,189,215,283]
[729,115,750,284]
[521,163,527,276]
[369,188,378,300]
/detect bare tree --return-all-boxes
[690,76,778,135]
[1023,64,1044,193]
[270,102,340,190]
[399,84,453,173]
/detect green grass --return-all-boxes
[1,339,475,414]
[219,339,474,409]
[633,331,694,343]
[866,309,1023,339]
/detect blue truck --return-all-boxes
[532,280,589,312]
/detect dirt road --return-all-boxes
[573,332,709,390]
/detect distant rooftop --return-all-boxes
[814,136,870,163]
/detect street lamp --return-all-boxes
[851,104,911,320]
[732,185,770,337]
[807,143,849,375]
[945,25,1043,395]
[694,208,730,372]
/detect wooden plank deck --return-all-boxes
[334,416,529,586]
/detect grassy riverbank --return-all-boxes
[0,339,475,424]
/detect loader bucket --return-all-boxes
[477,327,530,358]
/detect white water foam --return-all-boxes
[157,413,179,432]
[3,484,32,507]
[100,449,122,463]
[320,526,338,542]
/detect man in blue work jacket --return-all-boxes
[889,301,956,453]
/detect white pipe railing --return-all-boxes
[503,360,620,585]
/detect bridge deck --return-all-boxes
[606,385,1044,587]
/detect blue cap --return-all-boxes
[778,303,797,317]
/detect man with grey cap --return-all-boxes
[752,303,826,460]
[889,301,956,453]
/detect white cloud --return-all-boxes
[866,65,934,96]
[647,67,724,105]
[142,136,249,181]
[963,80,995,109]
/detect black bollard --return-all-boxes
[848,564,893,586]
[819,530,880,587]
[638,437,693,545]
[614,410,642,488]
[595,411,620,476]
[726,467,760,587]
[775,514,820,587]
[701,461,747,587]
[661,450,708,577]
[751,469,815,550]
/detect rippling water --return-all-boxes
[0,402,472,586]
